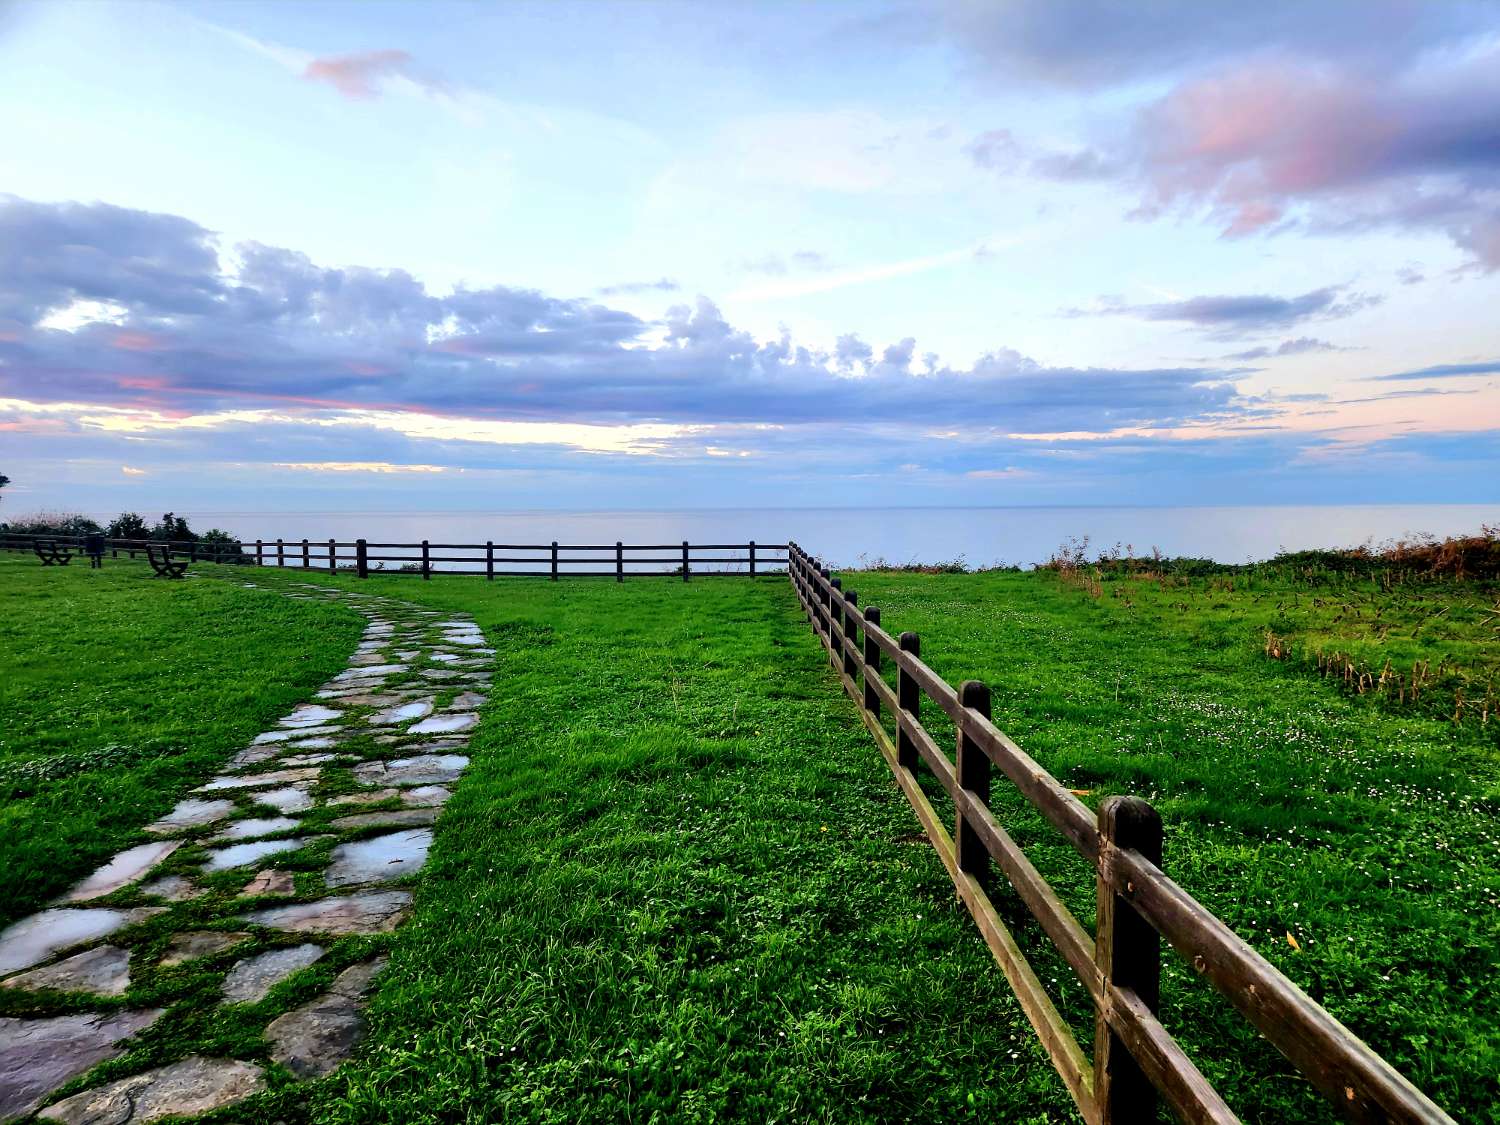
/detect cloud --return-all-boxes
[302,49,435,100]
[1224,337,1345,361]
[940,0,1488,88]
[738,251,830,276]
[596,278,681,296]
[1072,285,1378,336]
[1128,50,1500,264]
[1372,359,1500,382]
[0,196,1244,439]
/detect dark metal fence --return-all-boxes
[789,542,1454,1125]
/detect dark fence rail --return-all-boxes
[0,532,787,580]
[787,543,1454,1125]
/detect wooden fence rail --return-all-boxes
[787,542,1454,1125]
[0,533,787,580]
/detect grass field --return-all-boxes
[1,552,1494,1122]
[0,556,363,928]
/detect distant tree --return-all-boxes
[151,512,196,543]
[1,512,103,536]
[0,472,10,501]
[198,528,246,563]
[107,512,149,539]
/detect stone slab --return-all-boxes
[160,932,251,967]
[1,945,131,997]
[62,842,181,903]
[220,944,325,1004]
[265,957,387,1079]
[0,1009,164,1122]
[39,1056,266,1124]
[240,891,411,936]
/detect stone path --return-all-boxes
[0,582,492,1122]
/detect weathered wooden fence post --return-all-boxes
[551,541,559,581]
[897,632,921,773]
[486,540,494,581]
[328,538,337,573]
[843,590,860,679]
[955,680,993,887]
[355,538,368,578]
[276,538,285,567]
[682,540,690,582]
[421,539,431,579]
[301,538,310,568]
[616,541,624,582]
[1095,796,1163,1124]
[255,539,263,566]
[749,540,756,577]
[863,606,881,714]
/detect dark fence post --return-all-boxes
[189,540,198,562]
[255,539,263,566]
[301,538,310,568]
[749,540,756,578]
[829,577,843,671]
[682,540,690,582]
[955,680,993,887]
[1095,796,1163,1124]
[356,538,368,578]
[421,539,431,580]
[616,541,624,582]
[276,538,285,567]
[328,538,337,573]
[843,590,859,678]
[551,541,558,581]
[897,632,921,773]
[486,540,494,581]
[863,606,881,714]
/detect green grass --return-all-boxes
[840,565,1499,1122]
[0,555,363,926]
[276,570,1064,1124]
[2,554,1494,1123]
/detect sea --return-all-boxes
[155,505,1498,570]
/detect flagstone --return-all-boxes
[330,807,440,832]
[220,944,325,1003]
[1,945,132,996]
[239,869,297,897]
[140,875,200,902]
[160,931,251,966]
[62,842,181,903]
[0,908,161,976]
[39,1056,266,1124]
[0,1009,165,1122]
[353,754,468,787]
[203,838,309,872]
[265,957,387,1079]
[145,798,235,834]
[255,786,314,814]
[408,712,478,735]
[240,891,412,935]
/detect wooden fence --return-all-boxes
[787,543,1454,1125]
[0,533,787,580]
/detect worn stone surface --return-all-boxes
[203,837,308,872]
[408,713,477,735]
[140,875,199,902]
[330,807,440,831]
[327,788,398,807]
[372,699,433,726]
[255,786,314,814]
[0,908,160,976]
[0,1008,165,1122]
[325,830,433,886]
[449,691,489,709]
[239,869,297,897]
[404,785,452,808]
[160,931,251,967]
[39,1056,266,1124]
[280,704,342,728]
[145,798,235,834]
[62,841,182,903]
[195,767,319,792]
[220,944,325,1003]
[212,817,298,842]
[353,754,468,787]
[1,945,132,997]
[240,891,412,935]
[266,957,387,1079]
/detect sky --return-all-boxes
[1,0,1499,516]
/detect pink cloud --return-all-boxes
[302,50,414,99]
[1128,50,1500,265]
[112,330,165,352]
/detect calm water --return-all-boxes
[159,505,1497,570]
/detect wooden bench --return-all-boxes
[33,538,74,566]
[145,543,189,578]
